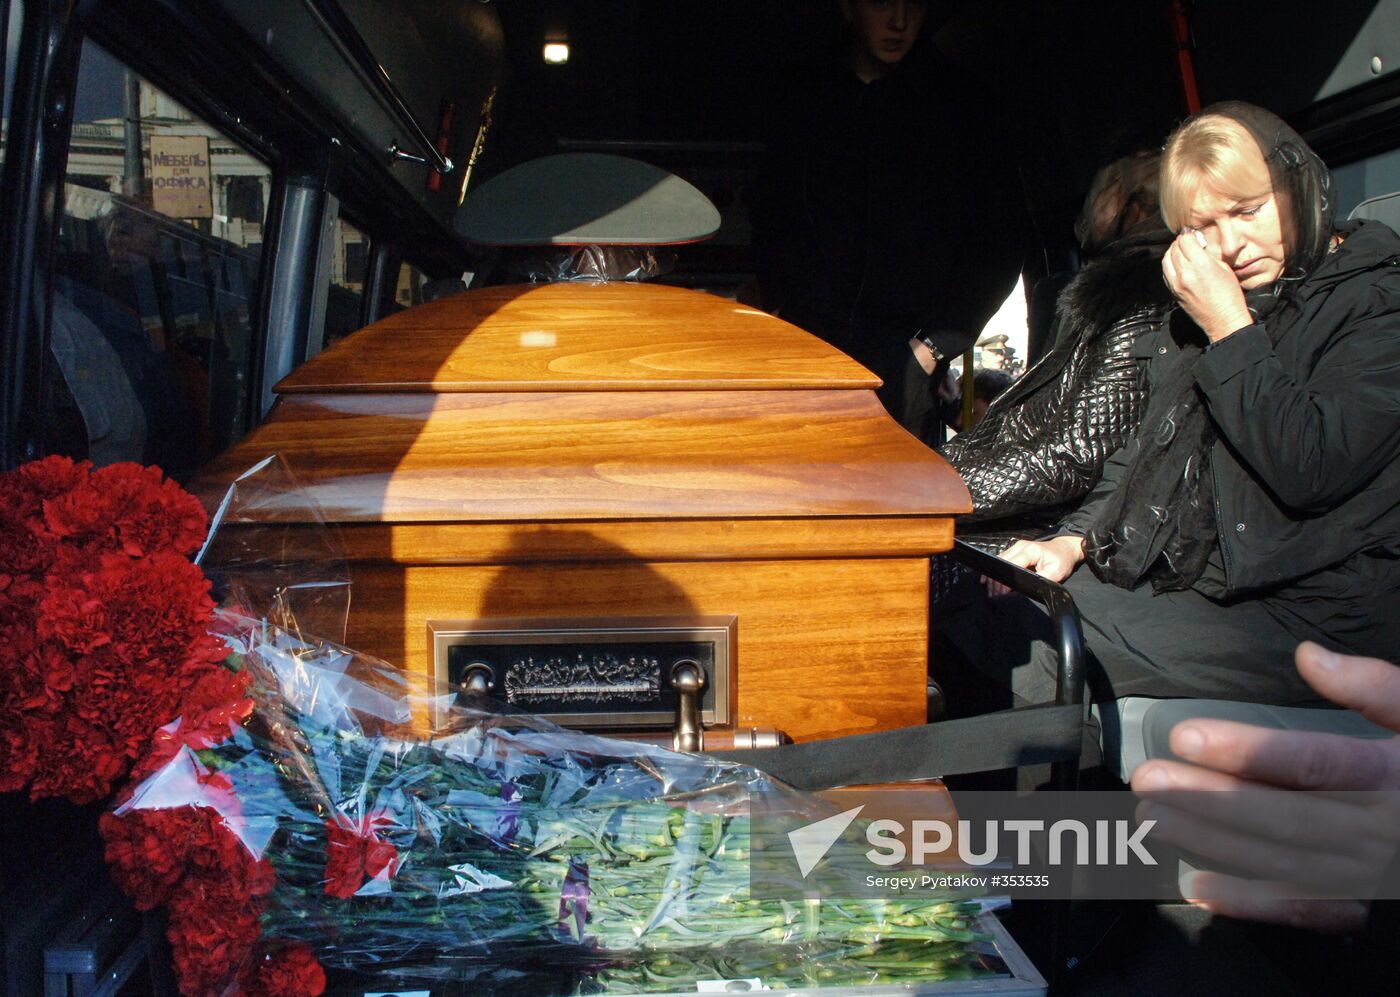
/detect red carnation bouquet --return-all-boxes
[96,610,993,997]
[0,456,230,803]
[1,456,330,995]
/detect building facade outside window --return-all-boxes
[42,41,271,480]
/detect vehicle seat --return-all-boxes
[1095,697,1393,781]
[1349,189,1400,230]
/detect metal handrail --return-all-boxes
[300,0,454,174]
[949,539,1087,710]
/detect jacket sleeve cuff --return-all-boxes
[920,328,977,361]
[1055,509,1094,536]
[1194,323,1270,390]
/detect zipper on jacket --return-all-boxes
[1210,454,1235,591]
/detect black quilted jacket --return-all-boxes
[939,235,1174,538]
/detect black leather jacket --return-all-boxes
[940,235,1174,537]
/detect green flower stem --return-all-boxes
[192,699,996,985]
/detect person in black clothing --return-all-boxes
[940,101,1400,709]
[751,0,1032,442]
[927,152,1171,626]
[940,150,1173,542]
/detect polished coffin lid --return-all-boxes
[197,281,970,549]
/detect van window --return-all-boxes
[1,1,20,170]
[45,40,270,481]
[394,261,430,311]
[319,214,368,351]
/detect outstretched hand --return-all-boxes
[1161,228,1255,342]
[1132,642,1400,933]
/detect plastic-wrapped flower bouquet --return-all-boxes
[100,613,994,995]
[3,456,997,995]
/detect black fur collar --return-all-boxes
[1051,232,1176,353]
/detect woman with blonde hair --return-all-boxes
[939,101,1400,711]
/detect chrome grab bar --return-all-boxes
[300,0,454,174]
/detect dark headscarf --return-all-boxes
[1083,101,1336,592]
[1217,100,1337,285]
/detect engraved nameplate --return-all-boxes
[429,616,736,729]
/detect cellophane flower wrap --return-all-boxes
[94,457,1001,994]
[103,615,998,995]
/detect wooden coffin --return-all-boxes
[195,281,970,744]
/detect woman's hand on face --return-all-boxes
[1161,229,1255,343]
[999,536,1085,583]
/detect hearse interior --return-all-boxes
[3,1,1400,994]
